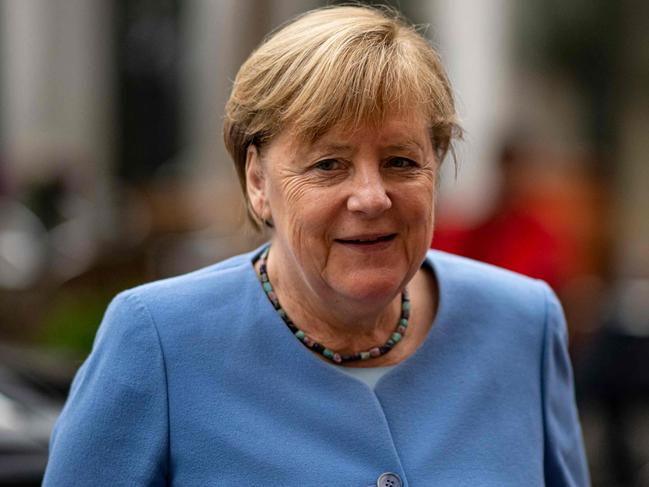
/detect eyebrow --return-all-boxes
[383,140,425,153]
[311,139,425,154]
[311,142,353,153]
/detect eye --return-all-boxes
[387,157,417,169]
[313,159,339,171]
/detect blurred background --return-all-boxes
[0,0,647,485]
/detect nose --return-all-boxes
[346,166,392,217]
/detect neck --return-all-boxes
[262,246,404,355]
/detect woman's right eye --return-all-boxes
[314,159,338,171]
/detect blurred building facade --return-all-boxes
[1,0,647,277]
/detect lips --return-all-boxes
[335,233,397,245]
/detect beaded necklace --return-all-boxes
[257,246,410,364]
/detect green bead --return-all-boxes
[323,349,334,359]
[295,330,305,340]
[399,318,408,327]
[262,282,272,292]
[402,301,411,310]
[391,332,402,343]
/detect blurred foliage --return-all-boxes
[36,290,116,355]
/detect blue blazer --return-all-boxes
[43,247,590,486]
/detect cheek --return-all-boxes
[402,178,436,214]
[400,182,436,243]
[276,177,312,208]
[411,200,435,238]
[271,178,331,243]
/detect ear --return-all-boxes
[245,145,270,223]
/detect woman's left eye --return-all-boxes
[313,159,338,171]
[387,157,417,168]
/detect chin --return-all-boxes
[334,274,406,304]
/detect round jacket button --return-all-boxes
[377,472,402,487]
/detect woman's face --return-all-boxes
[247,112,437,306]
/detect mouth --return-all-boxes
[335,233,397,245]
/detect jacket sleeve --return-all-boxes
[43,291,168,486]
[541,283,590,486]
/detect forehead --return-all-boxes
[274,111,433,156]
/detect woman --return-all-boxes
[44,5,589,486]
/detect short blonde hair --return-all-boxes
[223,5,461,227]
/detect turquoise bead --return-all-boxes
[391,332,402,343]
[295,330,305,340]
[262,282,272,292]
[323,349,335,359]
[399,318,408,327]
[402,301,411,310]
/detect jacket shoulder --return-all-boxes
[427,249,553,336]
[109,247,263,336]
[127,248,257,297]
[428,249,548,295]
